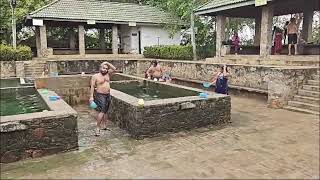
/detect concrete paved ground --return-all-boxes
[1,96,319,179]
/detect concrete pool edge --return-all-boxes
[108,74,231,138]
[0,89,77,123]
[0,89,79,164]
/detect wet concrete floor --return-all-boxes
[1,96,319,179]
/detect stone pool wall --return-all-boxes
[35,75,91,106]
[108,81,231,138]
[34,74,134,106]
[0,89,78,163]
[47,60,137,75]
[0,61,25,78]
[46,59,318,108]
[134,60,317,108]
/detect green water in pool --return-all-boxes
[111,81,198,101]
[0,88,49,116]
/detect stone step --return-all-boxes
[25,66,45,70]
[24,72,42,75]
[283,106,320,115]
[302,85,320,91]
[287,101,320,112]
[25,74,42,78]
[24,68,43,71]
[24,64,46,68]
[25,72,42,74]
[24,69,43,72]
[306,80,319,86]
[312,74,319,80]
[294,95,320,105]
[25,65,44,68]
[298,89,320,98]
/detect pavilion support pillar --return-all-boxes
[78,25,85,56]
[69,28,76,50]
[35,27,41,57]
[216,15,226,57]
[254,15,261,46]
[99,29,106,50]
[35,25,48,57]
[302,9,313,42]
[112,25,118,54]
[260,4,274,57]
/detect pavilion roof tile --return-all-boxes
[196,0,274,14]
[28,0,183,25]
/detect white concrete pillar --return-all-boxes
[35,25,48,57]
[112,25,118,54]
[35,26,41,57]
[254,15,261,46]
[78,25,85,56]
[216,15,226,57]
[302,10,313,42]
[260,4,274,57]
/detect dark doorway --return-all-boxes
[138,31,142,54]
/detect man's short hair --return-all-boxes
[290,18,296,22]
[100,62,109,68]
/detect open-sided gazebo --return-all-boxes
[26,0,182,58]
[195,0,320,57]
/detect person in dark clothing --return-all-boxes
[283,21,289,45]
[211,64,230,95]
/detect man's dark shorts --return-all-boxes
[94,92,111,113]
[288,33,297,44]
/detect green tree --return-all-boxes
[0,0,51,44]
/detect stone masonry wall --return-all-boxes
[34,74,134,106]
[47,59,318,108]
[133,60,317,108]
[267,68,317,108]
[48,60,137,75]
[0,114,78,163]
[134,60,317,92]
[109,92,231,138]
[35,75,91,106]
[0,61,16,78]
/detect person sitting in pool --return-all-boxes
[89,61,119,136]
[42,64,49,77]
[211,64,230,95]
[146,60,163,81]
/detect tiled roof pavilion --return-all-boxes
[195,0,319,17]
[26,0,184,58]
[194,0,319,57]
[26,0,182,25]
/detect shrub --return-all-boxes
[143,45,215,60]
[143,45,193,60]
[0,44,32,61]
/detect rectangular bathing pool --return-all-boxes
[109,74,231,138]
[0,87,49,116]
[0,87,78,163]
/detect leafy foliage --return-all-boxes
[0,0,52,44]
[143,45,193,60]
[0,44,32,61]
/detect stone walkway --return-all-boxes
[1,96,319,179]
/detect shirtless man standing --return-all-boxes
[90,62,117,136]
[287,14,302,55]
[146,60,163,81]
